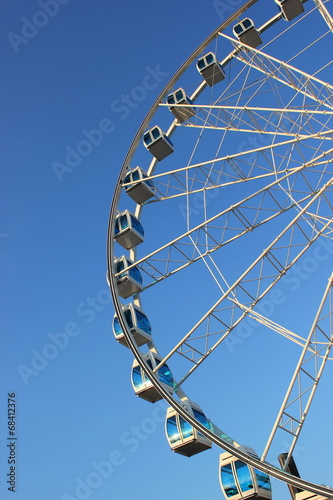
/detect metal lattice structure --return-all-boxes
[107,0,333,497]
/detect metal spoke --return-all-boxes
[154,178,333,381]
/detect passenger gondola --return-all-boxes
[123,167,156,204]
[233,19,262,48]
[165,400,212,457]
[114,210,144,250]
[113,303,152,347]
[143,126,174,161]
[114,256,143,298]
[275,0,304,21]
[196,52,225,87]
[167,88,196,123]
[219,451,272,499]
[131,352,174,403]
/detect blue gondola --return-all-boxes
[219,451,272,499]
[196,52,225,87]
[167,88,196,123]
[131,352,174,403]
[113,303,152,347]
[275,0,304,21]
[123,167,156,204]
[233,19,262,48]
[114,256,143,299]
[143,126,174,161]
[114,210,144,250]
[165,400,212,457]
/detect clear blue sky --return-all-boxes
[1,1,332,499]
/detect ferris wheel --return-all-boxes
[107,0,333,498]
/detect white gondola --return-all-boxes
[196,52,225,87]
[165,400,212,457]
[123,167,155,204]
[275,0,304,21]
[114,210,144,250]
[114,256,143,299]
[233,18,262,48]
[219,451,272,500]
[131,352,174,403]
[143,126,174,161]
[113,303,152,347]
[167,88,196,123]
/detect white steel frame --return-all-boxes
[261,272,333,464]
[107,0,333,497]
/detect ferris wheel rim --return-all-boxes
[107,1,333,496]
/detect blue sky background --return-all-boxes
[1,1,332,499]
